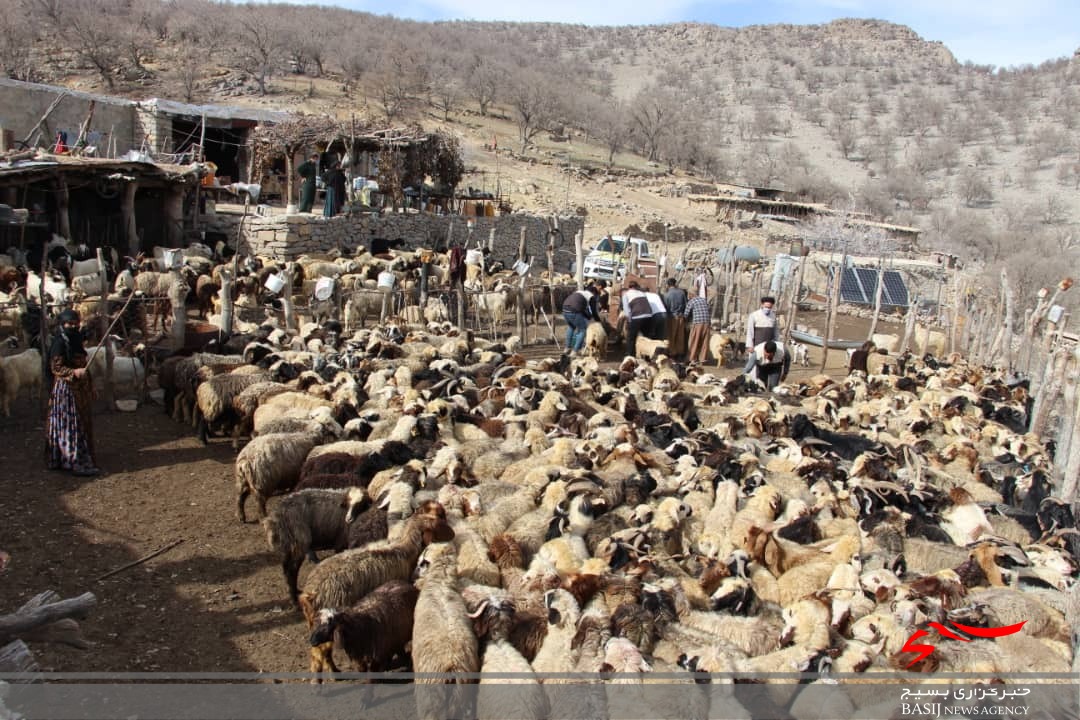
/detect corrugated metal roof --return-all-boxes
[138,98,291,124]
[0,77,134,107]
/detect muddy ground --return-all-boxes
[0,310,902,673]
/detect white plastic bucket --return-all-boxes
[513,260,530,276]
[377,271,396,290]
[264,273,286,294]
[162,249,182,269]
[465,249,483,266]
[314,276,335,301]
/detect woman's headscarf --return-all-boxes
[50,309,86,368]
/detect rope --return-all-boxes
[84,290,139,369]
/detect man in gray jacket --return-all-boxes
[745,296,779,352]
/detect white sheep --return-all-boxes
[235,424,340,522]
[412,542,480,720]
[0,348,43,416]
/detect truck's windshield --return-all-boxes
[597,237,627,254]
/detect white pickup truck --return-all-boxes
[580,235,652,282]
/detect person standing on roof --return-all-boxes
[621,281,652,357]
[745,295,779,353]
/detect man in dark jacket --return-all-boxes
[322,161,347,217]
[562,282,600,354]
[664,278,688,360]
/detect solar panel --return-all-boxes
[837,267,909,307]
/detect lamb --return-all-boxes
[471,597,548,720]
[235,424,341,522]
[530,588,582,674]
[583,322,608,360]
[194,370,270,445]
[790,342,810,367]
[0,348,42,417]
[307,579,419,677]
[412,542,480,720]
[738,598,833,677]
[84,337,146,399]
[298,505,455,626]
[263,486,369,604]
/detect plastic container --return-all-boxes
[465,249,484,266]
[314,277,336,301]
[161,249,182,269]
[377,271,396,290]
[264,273,286,294]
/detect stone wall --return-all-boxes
[201,210,587,271]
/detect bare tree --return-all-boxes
[233,8,284,96]
[507,71,558,153]
[630,85,674,162]
[0,11,37,81]
[594,100,633,167]
[466,54,500,116]
[63,0,128,89]
[956,167,993,207]
[171,44,207,102]
[370,44,430,122]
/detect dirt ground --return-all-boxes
[0,310,898,673]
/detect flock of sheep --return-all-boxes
[4,237,1080,718]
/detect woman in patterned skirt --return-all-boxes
[46,309,99,477]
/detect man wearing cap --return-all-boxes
[745,340,791,391]
[621,281,652,357]
[745,296,779,353]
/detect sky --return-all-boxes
[298,0,1079,69]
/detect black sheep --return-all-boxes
[789,414,885,461]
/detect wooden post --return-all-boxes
[56,175,71,241]
[169,271,186,351]
[95,249,115,410]
[122,180,139,257]
[1030,346,1067,438]
[281,262,296,333]
[487,227,495,253]
[719,244,736,326]
[1002,269,1016,369]
[818,262,841,373]
[901,295,918,353]
[419,261,430,309]
[1059,347,1080,503]
[546,234,556,318]
[165,185,185,248]
[867,255,885,340]
[516,227,528,343]
[574,230,584,291]
[284,148,296,212]
[784,256,807,343]
[219,268,234,337]
[1054,347,1078,476]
